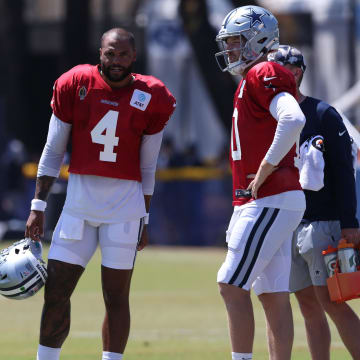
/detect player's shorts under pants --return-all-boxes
[289,220,341,291]
[217,205,304,295]
[48,212,143,270]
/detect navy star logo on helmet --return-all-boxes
[242,8,266,28]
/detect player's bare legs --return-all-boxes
[101,266,134,353]
[258,292,293,360]
[218,283,254,352]
[314,285,360,359]
[40,260,84,347]
[295,286,330,360]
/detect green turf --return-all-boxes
[0,243,359,359]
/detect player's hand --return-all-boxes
[247,159,277,199]
[341,228,360,246]
[137,224,149,251]
[25,210,45,241]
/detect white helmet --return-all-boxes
[215,5,279,75]
[0,239,47,300]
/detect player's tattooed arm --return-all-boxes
[35,175,57,201]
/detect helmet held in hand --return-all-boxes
[0,238,47,300]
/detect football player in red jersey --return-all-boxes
[215,6,306,360]
[25,28,176,360]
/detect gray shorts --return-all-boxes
[289,220,341,292]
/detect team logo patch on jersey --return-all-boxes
[79,86,87,100]
[130,89,151,111]
[312,136,325,152]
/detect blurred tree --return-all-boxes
[130,0,146,18]
[63,0,91,69]
[231,0,258,7]
[100,0,144,30]
[348,0,357,88]
[179,0,258,132]
[100,0,112,32]
[0,0,29,144]
[100,0,146,74]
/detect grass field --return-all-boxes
[1,242,359,359]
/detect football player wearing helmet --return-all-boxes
[215,5,279,76]
[0,238,47,300]
[215,6,306,360]
[270,45,360,360]
[25,28,175,360]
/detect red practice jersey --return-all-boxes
[51,64,176,181]
[231,61,302,206]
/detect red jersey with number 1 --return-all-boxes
[231,61,302,206]
[51,64,176,181]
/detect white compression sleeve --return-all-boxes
[266,92,305,165]
[140,130,164,195]
[37,114,71,177]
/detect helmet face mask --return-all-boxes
[215,6,279,75]
[215,30,260,75]
[0,239,47,300]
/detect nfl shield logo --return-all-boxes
[79,86,87,100]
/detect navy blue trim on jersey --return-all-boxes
[300,97,358,229]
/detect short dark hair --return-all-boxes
[101,28,136,49]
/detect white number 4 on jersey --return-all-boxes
[91,110,119,162]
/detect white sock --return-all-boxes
[232,352,252,360]
[37,345,61,360]
[102,351,123,360]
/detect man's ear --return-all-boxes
[295,67,303,79]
